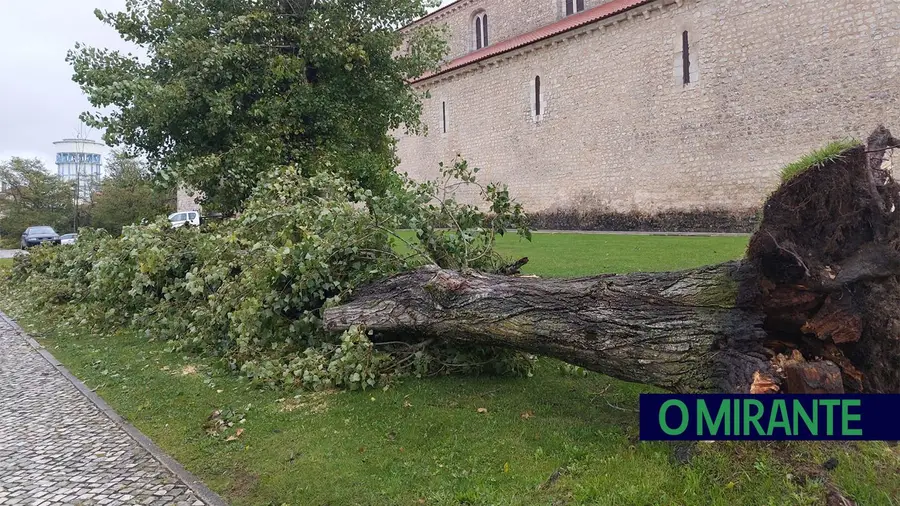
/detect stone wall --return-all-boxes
[396,0,900,215]
[175,186,202,212]
[404,0,614,61]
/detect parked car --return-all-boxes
[60,233,78,245]
[21,226,60,249]
[168,211,201,228]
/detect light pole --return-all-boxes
[73,144,82,233]
[71,128,89,233]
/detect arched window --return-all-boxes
[565,0,585,16]
[534,76,542,117]
[474,12,488,50]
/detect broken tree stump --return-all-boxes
[325,127,900,394]
[784,361,844,394]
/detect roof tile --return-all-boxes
[413,0,653,83]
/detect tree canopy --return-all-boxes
[0,158,75,239]
[46,0,539,392]
[91,150,174,235]
[68,0,445,213]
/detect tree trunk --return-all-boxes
[325,261,772,393]
[325,128,900,394]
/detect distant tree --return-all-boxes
[90,151,174,236]
[0,158,75,240]
[68,0,446,214]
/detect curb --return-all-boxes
[0,311,229,506]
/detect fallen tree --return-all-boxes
[325,127,900,394]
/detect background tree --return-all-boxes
[68,0,446,214]
[91,150,174,236]
[0,158,75,242]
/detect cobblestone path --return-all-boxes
[0,314,221,506]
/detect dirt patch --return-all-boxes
[278,389,340,414]
[180,364,199,376]
[767,441,868,505]
[697,441,862,504]
[161,364,201,376]
[228,467,260,498]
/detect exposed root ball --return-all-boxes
[749,129,900,393]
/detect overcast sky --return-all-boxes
[0,0,454,171]
[0,1,137,169]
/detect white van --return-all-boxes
[168,211,200,228]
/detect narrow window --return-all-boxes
[534,76,541,116]
[682,30,691,85]
[475,17,482,49]
[566,0,585,16]
[474,13,488,50]
[442,101,447,133]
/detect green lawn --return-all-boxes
[492,232,749,277]
[4,233,899,505]
[0,258,12,269]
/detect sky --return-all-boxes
[0,0,455,172]
[0,0,138,169]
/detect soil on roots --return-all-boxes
[747,143,900,393]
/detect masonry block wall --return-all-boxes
[403,0,615,60]
[175,186,201,212]
[396,0,900,215]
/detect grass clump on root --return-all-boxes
[779,139,860,183]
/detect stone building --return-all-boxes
[396,0,900,219]
[176,186,202,213]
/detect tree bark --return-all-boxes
[325,262,773,393]
[325,128,900,394]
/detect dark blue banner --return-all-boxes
[639,394,900,441]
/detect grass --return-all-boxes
[398,231,750,277]
[779,140,860,183]
[491,232,749,277]
[0,258,12,269]
[3,233,899,505]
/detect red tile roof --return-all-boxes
[412,0,653,83]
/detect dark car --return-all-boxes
[21,226,61,249]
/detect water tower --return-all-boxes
[53,138,105,198]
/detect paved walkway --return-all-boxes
[0,313,225,506]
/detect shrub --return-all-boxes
[528,208,759,233]
[5,160,533,390]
